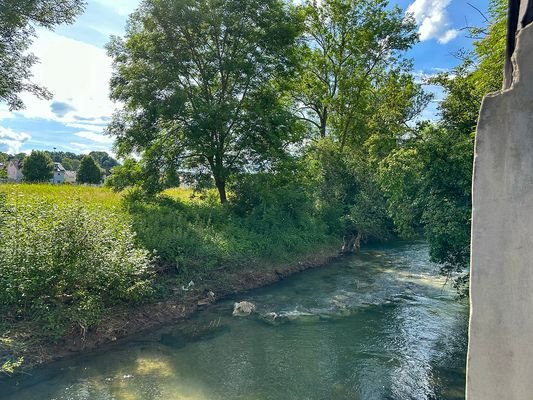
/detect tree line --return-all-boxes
[1,150,118,184]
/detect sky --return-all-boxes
[0,0,490,156]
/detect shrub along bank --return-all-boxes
[0,183,340,374]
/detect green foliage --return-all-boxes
[0,193,154,337]
[230,168,323,234]
[107,0,302,203]
[77,155,102,184]
[106,158,143,192]
[472,0,506,94]
[305,139,393,243]
[42,151,117,172]
[0,0,86,110]
[21,150,53,183]
[378,0,506,293]
[60,157,80,171]
[123,178,333,278]
[293,0,425,150]
[379,125,473,275]
[89,151,118,172]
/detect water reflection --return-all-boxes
[0,243,468,400]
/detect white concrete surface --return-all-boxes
[467,23,533,399]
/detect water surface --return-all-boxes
[1,242,468,400]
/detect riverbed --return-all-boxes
[0,242,468,400]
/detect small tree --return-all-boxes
[22,151,53,182]
[77,155,102,184]
[105,158,143,192]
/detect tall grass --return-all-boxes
[0,186,154,339]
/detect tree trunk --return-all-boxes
[214,174,227,204]
[320,107,328,138]
[209,154,228,204]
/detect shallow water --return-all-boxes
[1,242,468,400]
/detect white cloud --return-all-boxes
[11,29,116,123]
[74,130,114,144]
[94,0,139,16]
[0,127,32,154]
[406,0,460,44]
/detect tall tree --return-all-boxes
[77,155,102,184]
[107,0,302,202]
[0,0,86,110]
[378,0,507,291]
[22,150,53,182]
[293,0,423,151]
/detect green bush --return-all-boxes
[123,175,333,280]
[0,195,154,338]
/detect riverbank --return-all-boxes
[3,242,341,373]
[0,184,345,374]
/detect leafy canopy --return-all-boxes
[378,0,507,291]
[107,0,302,202]
[293,0,424,152]
[22,150,53,182]
[77,155,102,184]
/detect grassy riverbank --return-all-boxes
[0,184,339,374]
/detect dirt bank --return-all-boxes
[6,244,342,373]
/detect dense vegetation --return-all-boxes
[0,0,508,373]
[21,151,53,183]
[77,155,103,184]
[377,0,506,291]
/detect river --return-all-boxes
[0,242,468,400]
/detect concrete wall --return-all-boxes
[467,24,533,399]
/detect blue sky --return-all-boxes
[0,0,490,156]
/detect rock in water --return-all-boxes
[197,291,216,306]
[263,312,279,321]
[232,301,256,317]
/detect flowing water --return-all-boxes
[1,242,468,400]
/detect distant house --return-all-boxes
[64,170,77,184]
[7,160,24,182]
[51,163,66,184]
[6,160,72,184]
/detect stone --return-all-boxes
[467,23,533,400]
[197,291,216,306]
[232,301,256,317]
[263,312,279,320]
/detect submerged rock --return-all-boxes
[263,312,279,320]
[197,291,216,306]
[232,301,256,317]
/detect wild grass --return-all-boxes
[0,183,123,210]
